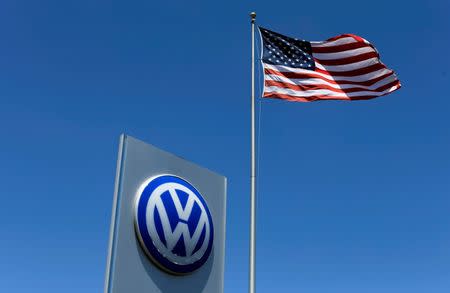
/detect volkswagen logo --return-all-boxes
[134,175,214,275]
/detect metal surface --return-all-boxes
[249,11,257,293]
[104,134,126,293]
[104,135,227,293]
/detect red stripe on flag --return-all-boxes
[320,34,360,43]
[312,42,369,54]
[264,68,395,87]
[265,80,401,94]
[315,63,386,77]
[263,85,400,102]
[314,52,379,66]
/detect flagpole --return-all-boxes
[249,11,257,293]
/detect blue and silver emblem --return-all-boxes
[135,175,214,275]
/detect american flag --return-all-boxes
[259,27,401,102]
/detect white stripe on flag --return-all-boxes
[312,46,375,60]
[310,37,357,48]
[265,73,398,90]
[264,64,393,83]
[314,57,380,72]
[264,84,400,98]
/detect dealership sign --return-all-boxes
[104,135,226,293]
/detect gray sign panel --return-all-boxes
[104,135,227,293]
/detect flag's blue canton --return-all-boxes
[260,27,315,70]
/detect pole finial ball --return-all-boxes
[250,12,256,20]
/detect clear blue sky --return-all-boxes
[1,1,449,292]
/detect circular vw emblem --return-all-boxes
[135,175,214,275]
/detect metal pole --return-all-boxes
[249,11,257,293]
